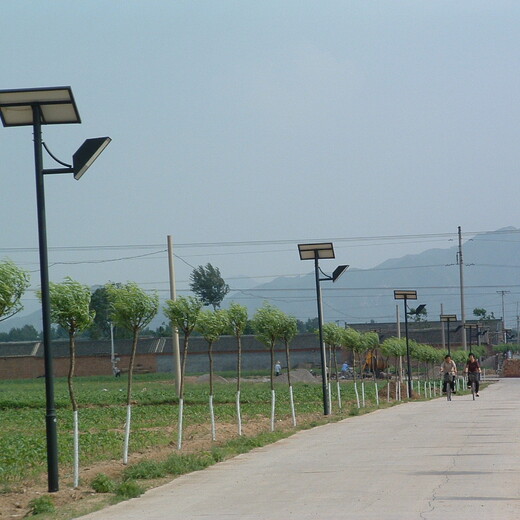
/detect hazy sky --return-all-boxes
[2,1,520,315]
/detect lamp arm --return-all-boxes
[42,141,72,168]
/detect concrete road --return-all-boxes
[79,379,520,520]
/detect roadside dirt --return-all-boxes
[0,412,324,519]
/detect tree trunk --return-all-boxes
[178,334,190,449]
[123,328,140,464]
[284,340,296,426]
[236,334,242,435]
[68,330,79,487]
[208,340,215,440]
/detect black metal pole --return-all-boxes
[314,256,330,415]
[33,105,59,492]
[404,298,412,397]
[447,324,451,357]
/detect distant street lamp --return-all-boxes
[464,323,479,349]
[0,86,110,492]
[394,290,418,397]
[440,314,457,356]
[298,243,348,415]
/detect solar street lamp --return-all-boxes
[0,86,110,492]
[394,290,418,397]
[440,314,457,356]
[298,242,348,415]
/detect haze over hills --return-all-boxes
[225,227,520,326]
[2,228,520,333]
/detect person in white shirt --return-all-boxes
[440,354,457,394]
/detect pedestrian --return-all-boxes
[275,360,282,376]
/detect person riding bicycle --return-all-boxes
[440,354,457,394]
[464,352,481,397]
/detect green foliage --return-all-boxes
[278,314,298,345]
[0,259,30,322]
[163,296,203,336]
[252,303,284,349]
[91,473,116,493]
[380,337,407,357]
[123,460,167,481]
[196,309,229,344]
[321,322,342,348]
[189,263,229,310]
[106,282,159,333]
[115,480,144,499]
[493,343,512,354]
[163,452,213,475]
[473,307,495,320]
[46,277,94,334]
[226,303,248,337]
[88,286,113,339]
[27,495,55,516]
[0,324,40,342]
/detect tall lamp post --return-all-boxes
[0,87,110,492]
[298,243,348,415]
[464,323,478,350]
[440,314,457,356]
[394,290,418,398]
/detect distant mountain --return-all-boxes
[3,228,520,332]
[224,227,520,325]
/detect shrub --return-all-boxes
[91,473,116,493]
[115,480,144,499]
[163,453,213,476]
[123,460,166,481]
[27,495,55,515]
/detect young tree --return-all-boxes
[227,303,248,435]
[106,282,159,464]
[164,296,203,449]
[339,327,362,407]
[189,263,230,310]
[88,286,113,339]
[322,322,343,410]
[252,303,284,431]
[278,312,298,426]
[46,277,94,488]
[195,308,228,440]
[0,259,30,322]
[473,308,495,320]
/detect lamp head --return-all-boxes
[73,137,111,180]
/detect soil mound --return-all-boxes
[276,368,318,384]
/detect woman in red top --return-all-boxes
[464,353,481,396]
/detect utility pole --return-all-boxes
[457,226,467,350]
[167,235,182,397]
[497,290,510,343]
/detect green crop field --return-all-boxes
[0,374,387,486]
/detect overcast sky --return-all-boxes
[1,1,520,315]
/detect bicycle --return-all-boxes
[467,373,479,400]
[442,372,455,401]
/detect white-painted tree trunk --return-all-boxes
[73,410,79,488]
[236,391,242,436]
[336,381,342,409]
[361,381,366,407]
[328,383,332,412]
[123,404,132,465]
[387,381,390,402]
[270,390,276,432]
[289,385,296,426]
[177,398,184,450]
[209,394,216,441]
[374,382,379,407]
[406,382,410,399]
[354,381,360,408]
[424,381,427,397]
